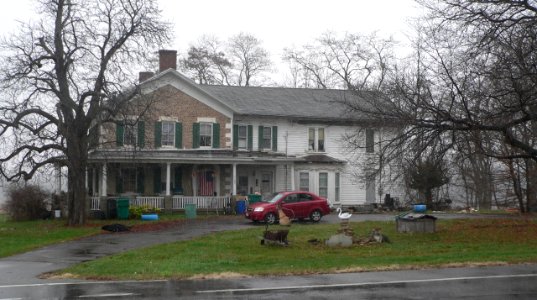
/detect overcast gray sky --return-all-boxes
[0,0,422,65]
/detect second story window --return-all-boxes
[200,122,213,147]
[238,125,247,149]
[308,127,325,152]
[124,124,137,146]
[161,121,175,146]
[262,126,272,149]
[258,125,277,151]
[116,120,144,148]
[193,122,220,149]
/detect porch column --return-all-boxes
[290,163,295,190]
[85,168,88,190]
[100,163,107,197]
[232,163,237,195]
[92,167,97,196]
[166,162,171,196]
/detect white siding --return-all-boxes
[234,117,403,207]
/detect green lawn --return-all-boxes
[0,216,101,258]
[0,213,187,258]
[59,218,537,280]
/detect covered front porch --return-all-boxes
[87,149,297,214]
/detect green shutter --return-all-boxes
[233,124,239,150]
[137,167,144,194]
[247,125,253,150]
[116,122,124,147]
[258,125,263,150]
[272,126,278,151]
[175,122,182,148]
[154,122,162,147]
[137,121,145,148]
[192,123,200,148]
[153,166,161,194]
[212,123,220,148]
[116,168,123,194]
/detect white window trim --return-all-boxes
[261,126,272,150]
[199,122,213,148]
[237,124,248,149]
[161,121,176,148]
[197,117,216,123]
[307,127,326,153]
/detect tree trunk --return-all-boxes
[66,132,89,225]
[525,159,537,212]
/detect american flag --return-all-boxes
[198,170,214,196]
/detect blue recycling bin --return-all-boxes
[235,200,246,214]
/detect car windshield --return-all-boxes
[266,192,285,203]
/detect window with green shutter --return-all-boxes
[116,122,124,147]
[247,125,253,150]
[175,122,182,148]
[272,126,278,151]
[192,123,200,148]
[137,121,145,148]
[258,126,275,150]
[154,122,162,147]
[212,123,220,148]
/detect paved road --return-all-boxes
[0,212,534,299]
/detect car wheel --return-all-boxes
[310,210,322,222]
[265,212,277,225]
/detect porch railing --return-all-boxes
[172,196,230,210]
[131,196,165,210]
[90,196,100,210]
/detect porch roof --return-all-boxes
[296,154,346,164]
[88,149,301,164]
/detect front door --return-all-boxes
[260,172,273,199]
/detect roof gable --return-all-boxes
[140,69,235,118]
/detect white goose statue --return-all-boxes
[336,207,352,220]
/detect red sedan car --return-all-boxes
[245,191,331,224]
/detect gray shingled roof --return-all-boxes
[199,85,377,122]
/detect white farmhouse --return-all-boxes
[87,50,402,213]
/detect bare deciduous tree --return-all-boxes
[180,35,232,85]
[283,32,396,90]
[0,0,171,225]
[227,32,272,86]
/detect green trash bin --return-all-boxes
[248,194,262,204]
[185,203,197,219]
[116,198,130,220]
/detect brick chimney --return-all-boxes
[159,50,177,72]
[138,71,155,83]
